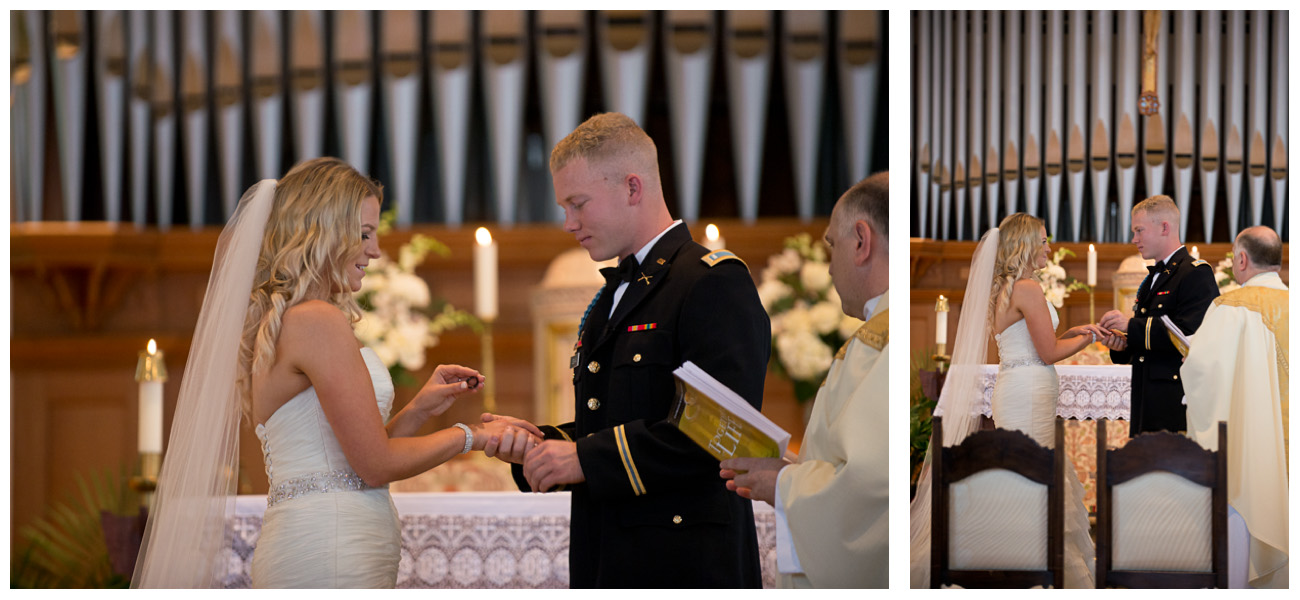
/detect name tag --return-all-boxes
[570,353,580,369]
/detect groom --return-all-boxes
[1099,195,1218,435]
[486,113,770,588]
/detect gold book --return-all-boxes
[1160,315,1191,357]
[669,362,790,461]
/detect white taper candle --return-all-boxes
[474,227,499,320]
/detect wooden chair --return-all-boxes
[1095,421,1228,588]
[931,416,1065,588]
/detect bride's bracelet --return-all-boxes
[453,423,473,454]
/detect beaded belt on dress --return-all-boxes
[1000,356,1047,369]
[266,469,378,508]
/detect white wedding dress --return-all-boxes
[991,303,1096,588]
[250,347,401,588]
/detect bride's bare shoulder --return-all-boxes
[281,301,353,345]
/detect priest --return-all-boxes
[719,172,889,588]
[1182,225,1288,589]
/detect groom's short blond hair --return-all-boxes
[550,113,660,188]
[1132,195,1180,233]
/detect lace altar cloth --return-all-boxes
[221,492,779,588]
[978,364,1132,421]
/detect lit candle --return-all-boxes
[704,223,725,251]
[1190,245,1200,259]
[935,295,949,346]
[135,339,167,454]
[474,227,498,320]
[1087,244,1097,287]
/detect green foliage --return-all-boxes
[910,347,938,489]
[11,465,138,588]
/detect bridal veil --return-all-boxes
[132,181,276,587]
[910,227,999,587]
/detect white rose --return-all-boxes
[395,318,429,371]
[1045,286,1065,308]
[809,301,842,335]
[757,278,793,313]
[354,312,387,345]
[769,248,802,276]
[1048,263,1067,281]
[358,270,387,296]
[782,304,814,336]
[799,262,833,293]
[389,273,431,308]
[776,330,833,381]
[372,342,399,368]
[839,314,864,340]
[398,244,422,272]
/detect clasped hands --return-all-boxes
[479,413,585,493]
[1094,310,1132,351]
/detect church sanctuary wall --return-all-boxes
[910,238,1290,360]
[10,218,826,554]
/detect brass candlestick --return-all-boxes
[933,295,951,373]
[128,452,160,509]
[480,318,497,414]
[933,343,951,374]
[1089,289,1096,326]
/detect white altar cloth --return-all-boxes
[222,491,778,588]
[978,364,1132,421]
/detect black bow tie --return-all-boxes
[1148,261,1166,275]
[601,255,640,286]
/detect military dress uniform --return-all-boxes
[513,223,770,588]
[1110,246,1218,435]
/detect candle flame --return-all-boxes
[475,227,493,246]
[147,339,157,354]
[1089,244,1095,252]
[706,224,720,242]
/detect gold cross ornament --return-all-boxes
[637,273,653,285]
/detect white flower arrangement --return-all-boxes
[354,210,479,386]
[1214,252,1240,293]
[1037,247,1091,308]
[760,233,864,403]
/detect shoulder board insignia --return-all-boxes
[1191,259,1209,267]
[702,249,747,269]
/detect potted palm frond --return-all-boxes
[11,465,140,588]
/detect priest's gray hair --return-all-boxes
[835,171,888,241]
[1236,226,1282,268]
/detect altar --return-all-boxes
[976,364,1132,421]
[221,492,779,588]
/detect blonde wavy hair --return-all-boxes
[989,212,1045,324]
[237,157,384,416]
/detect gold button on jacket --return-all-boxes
[587,397,600,411]
[588,361,600,373]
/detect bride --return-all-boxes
[133,158,541,588]
[911,213,1106,588]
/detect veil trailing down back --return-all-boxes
[910,227,1000,588]
[132,181,276,587]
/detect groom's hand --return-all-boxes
[1099,310,1128,333]
[523,440,585,492]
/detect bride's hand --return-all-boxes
[412,364,483,417]
[1065,324,1108,341]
